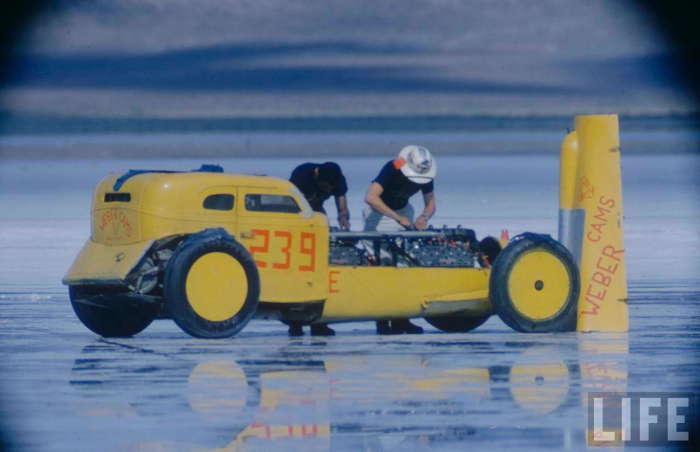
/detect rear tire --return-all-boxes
[164,233,259,339]
[69,285,158,337]
[425,315,490,333]
[489,233,579,333]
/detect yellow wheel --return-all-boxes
[489,233,579,333]
[165,229,260,338]
[186,253,248,322]
[508,250,571,320]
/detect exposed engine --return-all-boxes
[329,227,496,268]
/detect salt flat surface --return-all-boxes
[0,152,698,450]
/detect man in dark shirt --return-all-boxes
[288,162,350,337]
[363,145,437,335]
[290,162,350,230]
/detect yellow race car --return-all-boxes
[63,165,580,338]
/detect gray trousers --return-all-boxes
[362,204,415,232]
[361,203,415,265]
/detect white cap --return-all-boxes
[396,145,436,184]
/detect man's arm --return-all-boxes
[414,191,436,230]
[365,182,412,228]
[335,195,351,230]
[289,166,305,193]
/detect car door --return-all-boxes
[236,187,326,303]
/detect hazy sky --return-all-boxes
[2,0,694,119]
[17,0,668,57]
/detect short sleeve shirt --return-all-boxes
[289,163,348,213]
[373,160,434,211]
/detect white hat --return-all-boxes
[397,145,436,184]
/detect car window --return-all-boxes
[245,194,301,214]
[203,194,234,211]
[104,193,131,202]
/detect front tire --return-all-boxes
[164,233,260,339]
[489,233,579,333]
[425,315,490,333]
[69,285,159,337]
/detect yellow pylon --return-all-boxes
[559,115,629,332]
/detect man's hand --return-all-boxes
[415,215,429,230]
[336,196,351,231]
[396,215,413,229]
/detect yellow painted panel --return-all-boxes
[87,171,326,304]
[570,115,629,332]
[92,207,141,245]
[91,174,143,245]
[237,187,328,303]
[90,172,307,245]
[62,238,155,285]
[321,266,491,321]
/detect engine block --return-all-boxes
[329,228,480,268]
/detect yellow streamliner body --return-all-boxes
[322,267,491,322]
[64,167,506,339]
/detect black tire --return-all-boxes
[69,285,159,337]
[489,233,579,333]
[164,233,259,339]
[425,314,490,333]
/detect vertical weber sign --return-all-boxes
[559,114,629,332]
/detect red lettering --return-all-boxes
[329,270,340,293]
[591,222,605,234]
[580,242,624,317]
[601,245,624,262]
[596,256,618,275]
[587,231,600,242]
[599,195,615,208]
[580,296,602,315]
[587,280,608,298]
[299,232,316,271]
[98,208,117,231]
[272,231,292,270]
[117,211,132,237]
[593,205,610,222]
[249,229,270,268]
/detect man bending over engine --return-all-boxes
[363,145,437,335]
